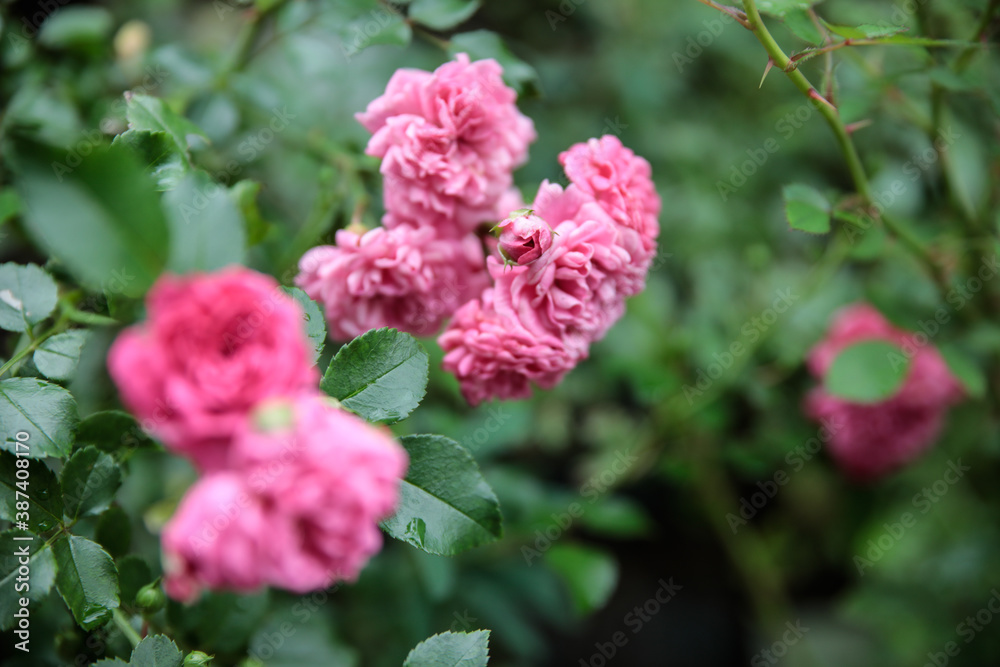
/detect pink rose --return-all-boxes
[107,268,318,472]
[439,290,578,406]
[559,135,661,249]
[357,54,536,235]
[163,395,407,601]
[496,211,553,265]
[804,304,964,480]
[296,224,489,341]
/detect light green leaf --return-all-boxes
[382,434,503,556]
[756,0,822,18]
[783,183,831,234]
[0,378,79,459]
[820,21,906,40]
[163,171,246,272]
[409,0,481,30]
[321,328,428,424]
[61,446,122,520]
[129,635,184,667]
[281,287,325,365]
[14,140,170,297]
[0,262,58,333]
[125,93,208,162]
[53,533,120,631]
[0,530,57,631]
[37,6,113,50]
[545,544,619,614]
[0,452,64,532]
[0,190,21,226]
[404,630,490,667]
[448,31,540,98]
[34,330,91,381]
[782,8,823,45]
[825,340,910,403]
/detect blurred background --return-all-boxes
[2,0,1000,665]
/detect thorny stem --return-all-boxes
[695,0,752,29]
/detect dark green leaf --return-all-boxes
[825,340,910,403]
[282,287,325,365]
[0,530,57,631]
[163,171,246,272]
[448,31,540,98]
[544,543,618,614]
[13,140,170,297]
[37,7,113,50]
[382,434,503,555]
[409,0,481,30]
[0,378,79,459]
[75,410,154,456]
[321,328,428,424]
[61,446,123,519]
[0,262,58,333]
[95,505,132,559]
[404,630,490,667]
[34,330,91,381]
[0,452,63,532]
[0,190,21,226]
[124,93,208,161]
[53,533,120,631]
[116,555,153,609]
[129,635,184,667]
[783,183,830,234]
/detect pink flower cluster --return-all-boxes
[108,268,406,600]
[297,54,535,340]
[440,136,661,405]
[804,304,964,480]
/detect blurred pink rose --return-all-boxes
[496,211,553,265]
[296,224,489,340]
[163,395,407,601]
[357,54,536,235]
[804,304,964,480]
[107,268,317,472]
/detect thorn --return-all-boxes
[845,119,873,134]
[759,59,774,88]
[808,88,838,112]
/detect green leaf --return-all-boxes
[33,330,91,381]
[338,8,412,59]
[95,505,132,559]
[783,183,831,234]
[229,180,269,246]
[13,140,170,297]
[129,635,184,667]
[61,446,123,520]
[0,530,57,631]
[448,31,540,98]
[52,533,120,631]
[124,93,208,162]
[382,434,503,555]
[163,171,247,272]
[409,0,481,30]
[544,544,619,614]
[321,328,428,424]
[0,452,64,532]
[0,262,58,333]
[940,345,986,399]
[579,497,653,538]
[282,287,325,365]
[820,21,906,40]
[404,630,491,667]
[0,378,79,459]
[825,340,910,403]
[75,410,154,456]
[116,555,153,609]
[782,8,823,45]
[37,6,113,50]
[0,190,22,226]
[756,0,822,18]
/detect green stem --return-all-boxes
[956,0,1000,71]
[219,0,291,79]
[113,609,143,648]
[0,314,70,379]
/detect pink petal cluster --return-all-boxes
[108,268,407,600]
[162,395,407,601]
[440,136,661,405]
[298,55,535,341]
[107,267,317,471]
[297,225,489,340]
[803,304,964,480]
